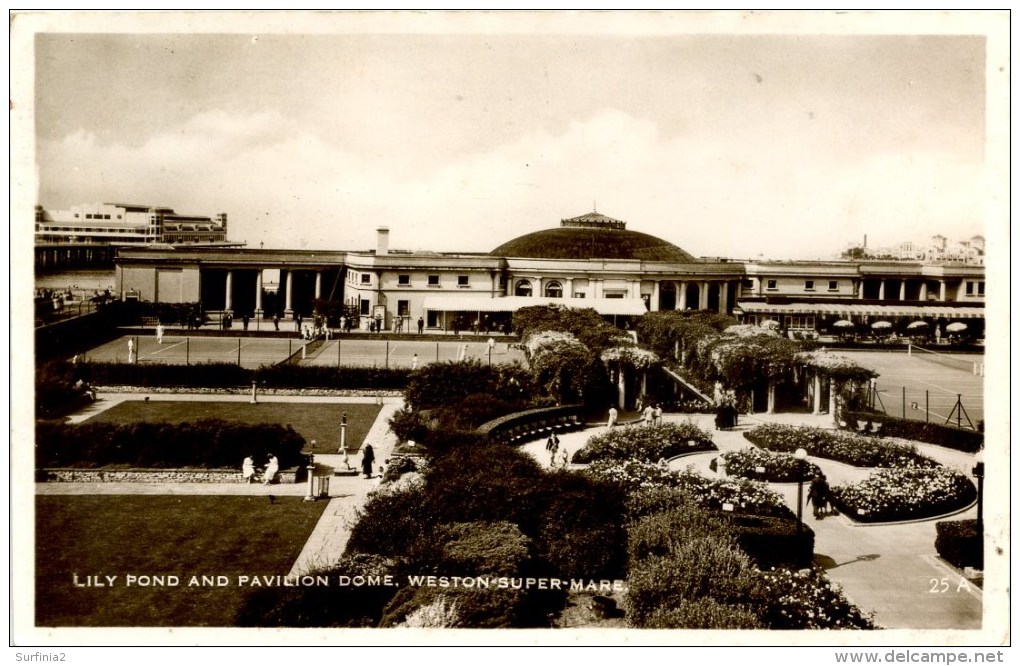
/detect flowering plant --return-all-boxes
[829,467,977,522]
[719,447,820,483]
[744,424,937,468]
[572,421,714,464]
[750,567,877,629]
[600,346,660,369]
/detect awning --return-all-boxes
[736,301,985,319]
[422,295,648,317]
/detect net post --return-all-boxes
[902,387,906,419]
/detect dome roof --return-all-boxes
[490,211,696,262]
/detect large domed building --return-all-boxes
[491,211,696,263]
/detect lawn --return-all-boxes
[87,401,382,455]
[36,495,327,626]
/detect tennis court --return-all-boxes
[841,349,985,428]
[80,335,299,369]
[302,338,528,369]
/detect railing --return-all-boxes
[477,404,585,445]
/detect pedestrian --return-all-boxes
[806,472,830,519]
[273,314,280,331]
[242,315,249,331]
[458,343,468,362]
[155,322,164,344]
[295,314,302,332]
[653,404,663,426]
[127,337,136,364]
[361,444,376,479]
[643,403,654,426]
[487,337,495,354]
[417,316,424,334]
[263,454,279,486]
[242,455,256,484]
[411,353,418,370]
[340,315,347,332]
[607,406,618,428]
[559,447,570,469]
[546,433,559,465]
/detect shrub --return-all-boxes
[380,584,530,629]
[644,599,764,629]
[572,421,715,464]
[397,594,462,628]
[437,521,533,577]
[345,482,433,558]
[235,553,398,627]
[934,519,983,569]
[381,455,419,483]
[404,360,532,411]
[36,361,96,419]
[829,467,976,523]
[746,567,876,629]
[744,423,938,468]
[722,513,814,570]
[845,411,983,453]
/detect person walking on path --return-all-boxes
[411,354,418,370]
[361,444,376,479]
[558,447,570,469]
[607,406,618,428]
[806,472,830,519]
[643,404,654,426]
[417,317,424,334]
[653,404,663,426]
[156,323,164,344]
[263,454,280,486]
[242,455,256,484]
[273,314,280,331]
[546,433,560,465]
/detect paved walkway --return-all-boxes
[42,392,995,631]
[521,411,988,630]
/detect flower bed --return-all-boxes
[584,460,792,519]
[571,422,715,465]
[750,567,876,629]
[744,424,937,468]
[828,467,977,523]
[716,447,821,483]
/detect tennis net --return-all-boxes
[910,345,982,374]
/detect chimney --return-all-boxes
[863,234,867,249]
[377,226,389,255]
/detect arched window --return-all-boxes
[545,281,563,298]
[515,280,533,297]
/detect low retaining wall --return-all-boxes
[42,468,299,484]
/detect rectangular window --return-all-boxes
[427,275,440,287]
[360,299,370,315]
[978,281,985,296]
[457,275,469,287]
[742,279,754,289]
[397,300,410,317]
[573,292,585,299]
[398,274,411,286]
[828,280,838,291]
[965,281,974,296]
[360,273,371,284]
[766,279,778,291]
[804,280,815,291]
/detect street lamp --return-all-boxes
[972,449,984,534]
[794,448,808,534]
[338,413,348,454]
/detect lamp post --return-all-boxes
[972,450,984,535]
[795,448,808,535]
[338,413,348,454]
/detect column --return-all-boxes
[878,279,886,301]
[766,380,776,414]
[617,365,626,409]
[314,271,322,300]
[254,270,264,314]
[650,281,660,312]
[938,280,947,301]
[829,380,838,425]
[699,281,709,310]
[593,279,602,299]
[857,280,865,299]
[899,280,907,301]
[919,282,928,301]
[678,280,687,310]
[812,374,823,415]
[284,270,294,314]
[564,278,573,298]
[224,270,233,313]
[718,281,729,314]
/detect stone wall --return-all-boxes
[43,468,299,484]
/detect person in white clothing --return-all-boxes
[156,323,164,344]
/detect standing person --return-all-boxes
[155,322,164,344]
[361,444,376,479]
[806,473,829,519]
[340,315,347,332]
[127,337,136,364]
[559,447,570,469]
[417,316,424,334]
[546,433,559,465]
[242,315,249,331]
[263,454,279,486]
[487,337,495,355]
[242,455,256,484]
[295,313,302,332]
[458,343,468,362]
[411,353,418,370]
[643,403,654,426]
[607,406,618,428]
[653,404,663,426]
[273,314,280,331]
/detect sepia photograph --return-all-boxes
[10,8,1010,655]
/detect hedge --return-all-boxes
[934,519,983,570]
[36,419,307,470]
[845,411,983,453]
[721,513,815,570]
[72,360,410,390]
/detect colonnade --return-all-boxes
[219,268,326,315]
[856,278,947,302]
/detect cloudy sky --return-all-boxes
[20,11,1007,260]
